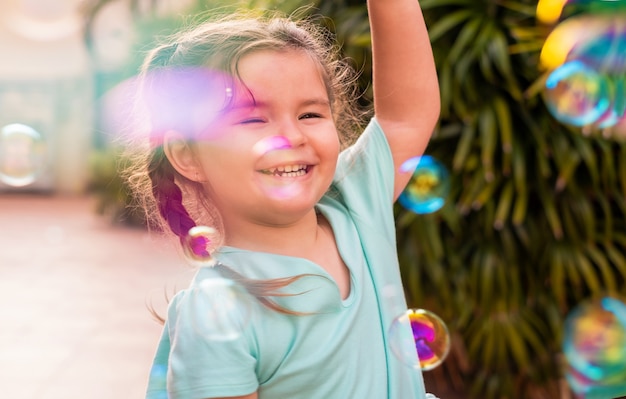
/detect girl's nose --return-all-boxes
[278,119,307,147]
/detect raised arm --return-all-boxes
[368,0,440,200]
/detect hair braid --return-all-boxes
[148,147,196,245]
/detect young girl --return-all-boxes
[128,1,440,398]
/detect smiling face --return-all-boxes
[189,49,340,230]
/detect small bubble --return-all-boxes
[544,60,611,127]
[388,308,451,371]
[182,226,219,267]
[563,297,626,386]
[398,156,450,214]
[0,123,46,187]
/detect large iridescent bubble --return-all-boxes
[538,4,626,131]
[388,308,451,371]
[181,226,252,341]
[563,297,626,397]
[570,27,626,74]
[398,155,450,214]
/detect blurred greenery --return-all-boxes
[87,0,626,397]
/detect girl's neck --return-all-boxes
[221,208,325,258]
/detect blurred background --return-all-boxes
[1,0,626,398]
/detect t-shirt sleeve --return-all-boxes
[331,117,397,239]
[164,287,258,399]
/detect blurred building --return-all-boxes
[0,0,194,195]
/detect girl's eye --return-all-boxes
[299,113,322,120]
[240,118,264,124]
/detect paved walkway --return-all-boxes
[0,194,195,399]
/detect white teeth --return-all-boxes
[281,169,306,177]
[275,164,303,173]
[263,164,307,176]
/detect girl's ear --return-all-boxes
[163,130,206,183]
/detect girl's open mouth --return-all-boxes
[260,164,310,177]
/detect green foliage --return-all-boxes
[389,0,626,397]
[88,147,146,227]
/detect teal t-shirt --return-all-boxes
[146,118,427,399]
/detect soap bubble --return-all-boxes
[388,308,451,371]
[181,225,252,341]
[563,297,626,389]
[182,226,220,267]
[544,60,611,126]
[594,75,626,128]
[185,275,252,342]
[538,3,626,131]
[564,25,626,128]
[537,0,626,24]
[398,156,450,214]
[540,16,590,70]
[0,123,47,187]
[569,27,626,74]
[3,1,84,42]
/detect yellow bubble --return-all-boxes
[537,0,568,24]
[540,20,581,69]
[540,15,621,70]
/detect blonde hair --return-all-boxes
[124,11,365,318]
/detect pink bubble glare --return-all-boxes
[252,136,292,156]
[100,67,234,147]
